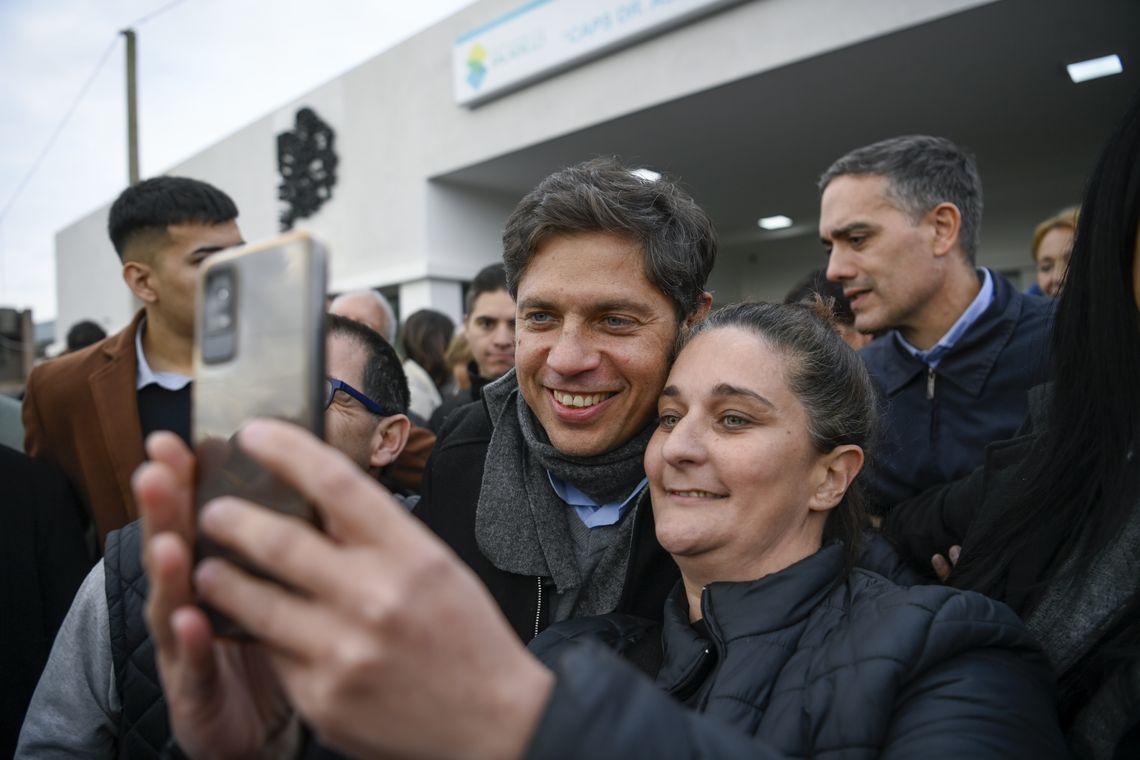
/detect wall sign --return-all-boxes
[453,0,739,107]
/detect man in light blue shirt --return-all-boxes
[818,135,1052,511]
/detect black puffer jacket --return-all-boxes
[527,544,1068,758]
[105,521,168,759]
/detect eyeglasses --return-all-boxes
[324,376,387,416]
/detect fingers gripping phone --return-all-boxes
[192,230,327,637]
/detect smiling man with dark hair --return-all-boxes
[417,157,717,640]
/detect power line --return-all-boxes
[0,0,192,226]
[0,36,119,225]
[131,0,190,27]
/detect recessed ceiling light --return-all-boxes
[1067,54,1123,83]
[758,214,793,230]
[630,168,661,182]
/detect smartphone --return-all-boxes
[192,230,328,637]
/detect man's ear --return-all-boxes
[685,292,714,328]
[122,260,158,304]
[927,203,963,259]
[807,444,864,512]
[368,414,411,473]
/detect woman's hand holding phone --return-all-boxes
[138,432,298,760]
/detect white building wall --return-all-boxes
[54,208,133,339]
[54,0,996,337]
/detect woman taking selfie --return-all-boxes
[136,302,1068,758]
[524,302,1066,757]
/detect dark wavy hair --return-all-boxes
[502,157,717,322]
[681,301,877,568]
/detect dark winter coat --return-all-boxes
[428,361,493,436]
[414,401,678,642]
[886,385,1140,758]
[104,522,168,759]
[526,544,1069,759]
[860,270,1052,512]
[1,446,93,758]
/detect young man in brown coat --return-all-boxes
[22,176,243,545]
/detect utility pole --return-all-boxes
[121,28,139,185]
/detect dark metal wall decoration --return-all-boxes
[277,107,338,231]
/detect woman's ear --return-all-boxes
[808,445,864,512]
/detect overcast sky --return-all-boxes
[0,0,476,322]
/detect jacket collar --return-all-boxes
[874,271,1026,398]
[90,309,147,521]
[467,359,492,401]
[656,544,845,692]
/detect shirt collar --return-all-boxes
[896,268,994,368]
[547,471,649,529]
[135,317,193,391]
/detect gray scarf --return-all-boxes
[475,370,653,609]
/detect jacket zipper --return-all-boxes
[669,643,715,702]
[669,588,721,703]
[533,575,543,640]
[926,366,936,400]
[533,487,647,640]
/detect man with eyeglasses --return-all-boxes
[15,315,412,758]
[329,289,438,496]
[322,315,411,498]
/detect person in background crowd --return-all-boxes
[15,315,413,759]
[886,93,1140,760]
[445,331,472,392]
[398,308,455,420]
[328,289,397,344]
[329,290,438,494]
[22,176,243,546]
[129,302,1067,758]
[65,320,107,353]
[819,135,1052,513]
[783,266,872,349]
[1030,205,1079,298]
[134,157,717,758]
[1,447,92,759]
[429,263,516,433]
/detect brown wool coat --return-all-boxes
[23,310,147,545]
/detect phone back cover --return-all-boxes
[193,232,327,536]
